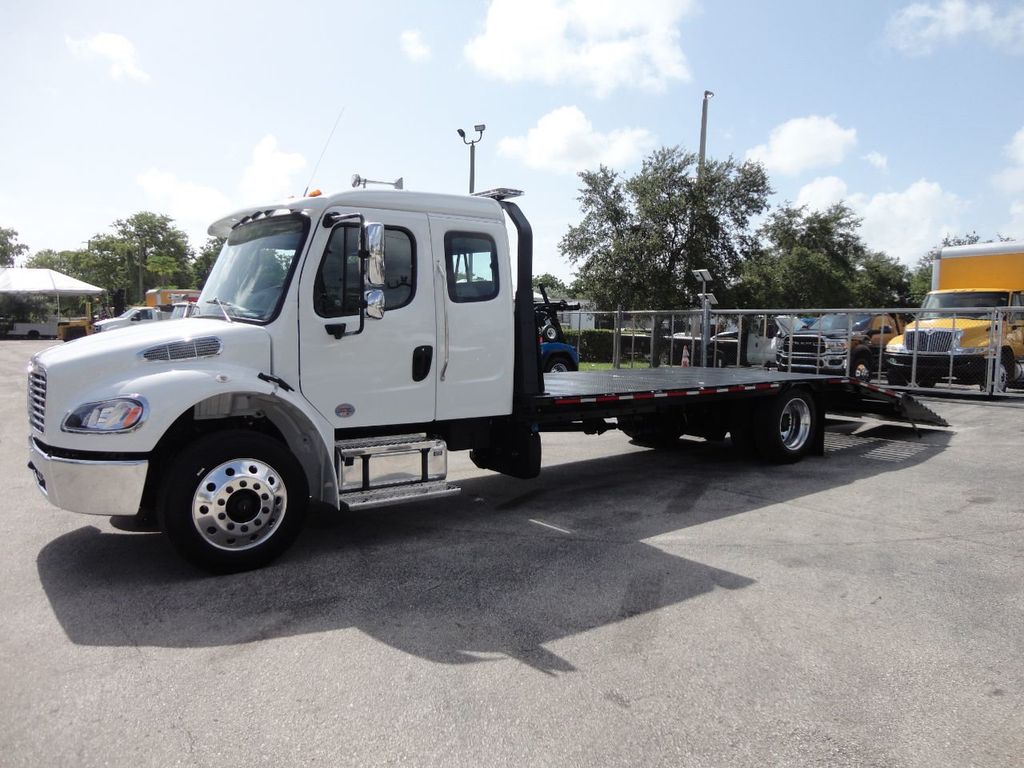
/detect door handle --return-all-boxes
[412,345,433,382]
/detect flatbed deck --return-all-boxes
[528,366,947,427]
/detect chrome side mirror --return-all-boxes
[364,222,386,288]
[364,289,385,320]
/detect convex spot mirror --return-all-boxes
[364,288,385,320]
[364,222,386,289]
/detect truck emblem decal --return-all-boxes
[335,403,356,418]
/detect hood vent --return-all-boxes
[141,336,223,362]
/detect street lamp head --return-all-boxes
[691,268,713,283]
[456,128,466,139]
[704,90,714,99]
[474,124,486,133]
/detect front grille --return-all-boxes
[141,336,222,362]
[790,336,825,355]
[905,330,954,353]
[28,366,46,433]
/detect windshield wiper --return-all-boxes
[206,297,235,324]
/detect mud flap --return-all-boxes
[470,421,542,479]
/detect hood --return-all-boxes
[901,317,992,331]
[35,318,272,374]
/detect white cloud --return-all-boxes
[137,169,232,226]
[886,1,1024,56]
[993,127,1024,193]
[464,0,694,97]
[863,151,889,172]
[849,180,966,263]
[238,135,307,202]
[796,176,849,211]
[400,30,431,62]
[1007,200,1024,237]
[137,135,307,246]
[65,33,150,82]
[498,106,656,174]
[746,116,857,176]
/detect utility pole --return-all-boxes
[698,90,714,178]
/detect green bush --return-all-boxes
[564,329,615,362]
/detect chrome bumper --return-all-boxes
[27,437,148,517]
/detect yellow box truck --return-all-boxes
[886,241,1024,391]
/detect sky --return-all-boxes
[3,0,1024,282]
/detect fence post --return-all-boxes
[612,307,622,369]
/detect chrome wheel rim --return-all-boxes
[550,361,569,372]
[191,458,287,551]
[853,361,871,381]
[779,398,812,451]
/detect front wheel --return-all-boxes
[754,389,817,463]
[849,354,872,382]
[159,430,310,573]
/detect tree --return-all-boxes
[736,203,910,309]
[560,147,772,311]
[531,273,570,297]
[111,212,194,304]
[192,236,225,288]
[0,227,29,267]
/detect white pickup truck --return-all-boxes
[92,306,167,333]
[26,188,944,573]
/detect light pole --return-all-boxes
[692,268,716,367]
[698,90,714,178]
[457,124,486,193]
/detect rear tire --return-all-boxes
[754,389,817,464]
[159,430,309,573]
[544,355,577,373]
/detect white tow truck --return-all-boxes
[26,188,946,572]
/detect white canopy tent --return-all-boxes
[0,268,103,296]
[0,268,104,322]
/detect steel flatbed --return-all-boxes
[526,367,947,429]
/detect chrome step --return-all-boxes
[335,434,451,508]
[340,480,461,511]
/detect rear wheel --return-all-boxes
[159,430,309,573]
[754,389,817,463]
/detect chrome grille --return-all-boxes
[905,330,954,353]
[141,336,222,362]
[28,366,46,433]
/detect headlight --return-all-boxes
[61,396,148,433]
[886,342,905,353]
[824,339,847,351]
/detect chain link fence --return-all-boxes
[556,306,1024,398]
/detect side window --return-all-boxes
[444,232,499,303]
[314,225,416,317]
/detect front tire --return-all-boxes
[754,388,817,463]
[159,430,309,573]
[850,353,872,382]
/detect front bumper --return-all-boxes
[776,353,847,375]
[886,353,989,384]
[27,437,148,516]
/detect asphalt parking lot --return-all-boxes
[1,339,1022,767]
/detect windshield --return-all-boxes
[919,291,1009,319]
[197,215,308,323]
[118,308,138,319]
[805,313,871,332]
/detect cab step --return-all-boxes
[335,433,460,511]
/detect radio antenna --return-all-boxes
[304,106,346,196]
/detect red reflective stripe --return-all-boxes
[554,398,580,406]
[596,395,618,402]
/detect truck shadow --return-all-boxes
[36,421,951,672]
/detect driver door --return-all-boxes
[296,207,437,430]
